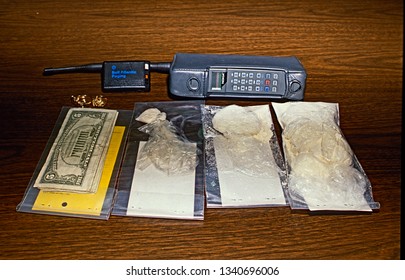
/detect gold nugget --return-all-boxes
[71,95,92,107]
[92,95,107,108]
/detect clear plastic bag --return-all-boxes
[272,101,380,212]
[16,107,131,220]
[135,113,199,176]
[202,104,288,208]
[112,101,205,220]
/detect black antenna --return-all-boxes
[43,63,103,76]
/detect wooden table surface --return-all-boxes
[0,0,402,260]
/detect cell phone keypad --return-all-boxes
[228,69,286,95]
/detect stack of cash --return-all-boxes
[35,108,118,193]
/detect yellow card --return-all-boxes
[32,126,125,216]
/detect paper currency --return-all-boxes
[35,108,118,193]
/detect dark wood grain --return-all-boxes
[0,0,402,259]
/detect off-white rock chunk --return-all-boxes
[136,108,166,123]
[212,105,261,136]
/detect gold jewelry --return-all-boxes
[71,95,107,108]
[71,95,92,107]
[92,95,108,108]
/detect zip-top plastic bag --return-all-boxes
[202,104,288,208]
[272,101,380,212]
